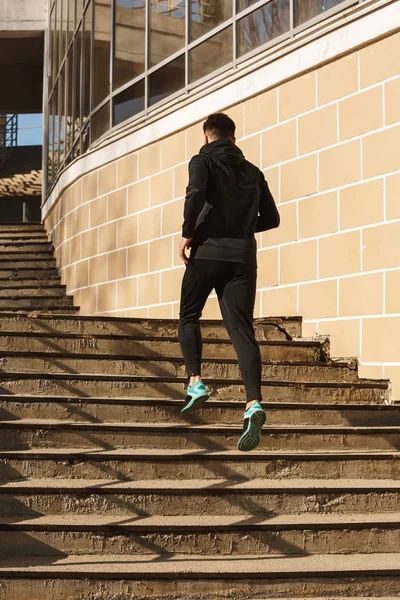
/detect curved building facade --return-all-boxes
[43,0,400,397]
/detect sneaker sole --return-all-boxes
[237,410,266,452]
[181,393,209,413]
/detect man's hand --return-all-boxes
[179,237,193,264]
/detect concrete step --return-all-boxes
[0,513,399,557]
[0,287,67,298]
[0,279,62,289]
[0,297,74,309]
[1,396,398,426]
[0,332,323,362]
[1,446,399,481]
[0,243,53,252]
[0,555,399,600]
[0,352,363,383]
[0,307,80,314]
[0,314,305,342]
[0,233,48,242]
[0,269,60,279]
[0,372,388,403]
[0,252,54,261]
[0,419,398,452]
[0,224,44,233]
[0,478,399,516]
[0,259,56,269]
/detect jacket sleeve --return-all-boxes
[182,155,209,239]
[255,173,280,233]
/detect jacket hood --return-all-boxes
[199,138,245,166]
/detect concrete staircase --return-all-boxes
[0,223,400,600]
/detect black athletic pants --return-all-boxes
[178,259,262,403]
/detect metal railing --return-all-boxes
[0,114,18,167]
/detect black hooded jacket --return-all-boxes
[182,138,280,266]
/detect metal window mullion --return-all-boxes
[110,0,116,126]
[145,0,150,113]
[232,0,237,68]
[290,0,294,36]
[79,12,84,154]
[43,1,52,196]
[185,0,189,89]
[90,0,94,135]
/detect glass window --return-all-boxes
[237,0,290,57]
[237,0,259,11]
[47,97,54,186]
[190,26,232,83]
[50,6,56,84]
[66,50,74,155]
[73,26,82,139]
[150,0,186,67]
[149,54,185,106]
[68,0,76,47]
[115,0,145,89]
[59,65,66,167]
[73,139,81,161]
[295,0,348,27]
[53,83,60,171]
[92,102,110,141]
[93,0,112,108]
[190,0,232,42]
[61,0,68,60]
[82,2,93,126]
[82,124,91,153]
[54,0,61,74]
[114,79,145,125]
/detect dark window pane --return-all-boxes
[59,65,66,166]
[93,0,111,108]
[237,0,289,58]
[54,0,60,73]
[47,97,54,185]
[50,6,56,83]
[82,1,92,125]
[190,26,232,83]
[295,0,348,26]
[68,0,75,46]
[149,55,185,107]
[190,0,232,42]
[82,124,91,152]
[61,0,68,59]
[150,0,186,67]
[114,80,145,125]
[53,82,59,172]
[115,0,145,89]
[73,27,82,138]
[237,0,259,12]
[92,102,110,141]
[65,50,74,154]
[73,139,81,160]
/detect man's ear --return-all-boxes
[233,136,237,145]
[204,134,209,145]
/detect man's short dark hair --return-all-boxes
[203,113,236,139]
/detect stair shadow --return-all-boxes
[0,532,67,567]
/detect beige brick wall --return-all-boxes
[45,30,400,399]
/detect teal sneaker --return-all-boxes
[181,380,209,413]
[237,403,266,452]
